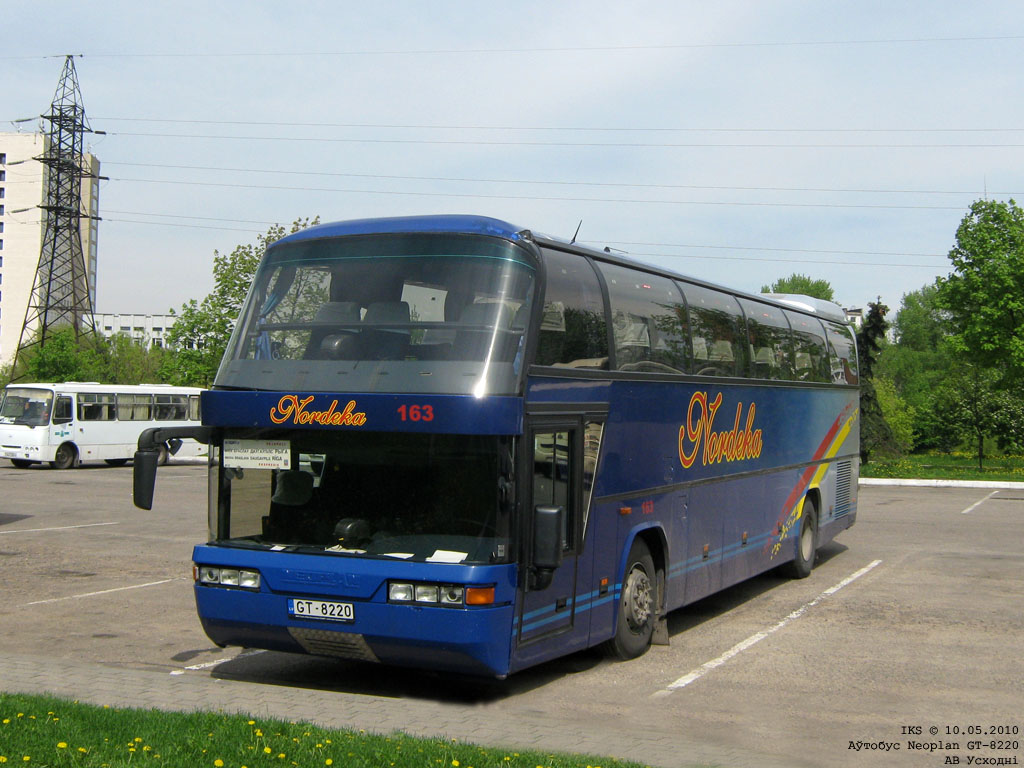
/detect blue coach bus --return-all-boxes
[134,214,859,678]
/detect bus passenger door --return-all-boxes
[513,422,591,667]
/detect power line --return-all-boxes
[627,250,945,269]
[105,175,970,211]
[5,34,1024,59]
[92,117,1024,133]
[106,130,1024,148]
[591,240,947,259]
[101,161,1014,197]
[101,209,949,266]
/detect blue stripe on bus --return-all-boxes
[516,527,784,635]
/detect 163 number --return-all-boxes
[397,404,435,422]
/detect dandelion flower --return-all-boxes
[215,761,224,767]
[57,744,67,750]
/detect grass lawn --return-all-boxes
[860,452,1024,482]
[0,692,653,768]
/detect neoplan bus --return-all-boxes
[1,382,203,469]
[133,215,859,678]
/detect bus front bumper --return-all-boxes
[195,585,516,678]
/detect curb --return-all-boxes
[859,477,1024,490]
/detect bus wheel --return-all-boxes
[50,443,78,470]
[156,444,169,466]
[11,459,34,469]
[789,498,818,579]
[603,538,657,660]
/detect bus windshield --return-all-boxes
[218,233,537,396]
[212,430,512,565]
[0,388,53,427]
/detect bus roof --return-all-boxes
[272,214,849,324]
[4,383,203,394]
[275,214,527,245]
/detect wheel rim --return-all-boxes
[800,516,814,561]
[622,564,652,632]
[56,445,73,467]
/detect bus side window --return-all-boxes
[53,396,73,425]
[738,298,794,380]
[679,282,747,377]
[598,262,690,374]
[534,250,608,370]
[533,430,575,553]
[785,311,830,382]
[823,320,859,384]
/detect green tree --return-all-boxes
[856,301,898,462]
[103,334,168,384]
[874,376,915,454]
[8,327,169,386]
[163,217,319,386]
[936,199,1024,378]
[20,327,105,383]
[761,273,835,302]
[876,283,953,451]
[933,364,1003,471]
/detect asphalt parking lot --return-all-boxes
[0,463,1021,768]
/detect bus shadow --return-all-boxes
[208,541,848,703]
[665,540,849,637]
[209,648,584,704]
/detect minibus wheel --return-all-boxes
[156,443,169,466]
[603,538,656,660]
[50,442,78,470]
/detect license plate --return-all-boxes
[289,598,354,622]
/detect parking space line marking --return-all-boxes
[654,559,883,696]
[0,522,119,535]
[169,649,266,676]
[960,491,997,515]
[22,578,183,606]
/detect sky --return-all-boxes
[4,1,1024,317]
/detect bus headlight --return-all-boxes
[388,583,415,602]
[387,581,485,607]
[195,565,261,590]
[414,585,439,603]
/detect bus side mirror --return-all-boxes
[133,449,160,510]
[531,505,564,590]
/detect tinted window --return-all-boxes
[598,263,690,373]
[117,393,153,421]
[738,298,793,380]
[220,233,536,396]
[785,311,830,382]
[534,250,608,369]
[77,392,116,421]
[155,394,189,420]
[824,320,859,384]
[679,283,747,377]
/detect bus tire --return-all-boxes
[789,498,818,579]
[603,538,657,660]
[50,442,78,470]
[156,444,169,466]
[11,459,34,469]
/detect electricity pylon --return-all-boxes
[12,55,100,377]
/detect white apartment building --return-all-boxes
[92,312,178,349]
[0,131,100,368]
